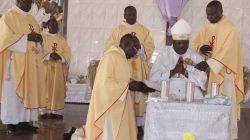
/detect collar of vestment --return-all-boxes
[121,21,139,27]
[118,47,126,58]
[46,32,58,36]
[12,6,30,16]
[106,46,126,58]
[209,16,228,26]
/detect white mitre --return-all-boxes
[171,18,191,40]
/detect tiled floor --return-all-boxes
[0,103,249,140]
[0,104,88,140]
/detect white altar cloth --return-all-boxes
[65,83,91,103]
[144,97,231,140]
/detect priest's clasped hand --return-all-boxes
[50,52,62,61]
[200,45,212,56]
[42,22,47,29]
[28,32,43,43]
[129,80,156,93]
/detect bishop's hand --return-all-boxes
[170,56,187,78]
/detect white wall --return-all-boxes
[1,0,250,75]
[0,0,14,14]
[67,0,166,76]
[67,0,250,76]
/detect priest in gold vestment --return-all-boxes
[193,1,244,139]
[84,34,146,140]
[80,34,155,140]
[0,0,46,135]
[105,6,155,136]
[40,18,71,119]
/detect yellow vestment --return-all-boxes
[105,21,155,116]
[84,46,137,140]
[43,33,71,110]
[0,6,46,108]
[193,16,244,120]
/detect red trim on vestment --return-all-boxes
[15,53,27,105]
[93,85,129,140]
[0,35,24,52]
[46,107,65,111]
[210,58,244,100]
[63,65,67,98]
[143,46,150,78]
[218,73,224,87]
[235,85,244,105]
[12,46,46,110]
[210,58,236,75]
[115,92,128,139]
[17,93,47,109]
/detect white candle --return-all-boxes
[186,81,194,103]
[211,82,218,96]
[161,81,168,101]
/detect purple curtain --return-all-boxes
[156,0,189,35]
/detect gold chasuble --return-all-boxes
[0,6,46,108]
[84,46,137,140]
[105,21,155,116]
[43,34,71,110]
[193,16,244,119]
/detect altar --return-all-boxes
[144,97,231,140]
[64,83,91,103]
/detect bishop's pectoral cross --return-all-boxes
[52,43,58,53]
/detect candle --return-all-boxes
[211,82,218,96]
[186,81,195,103]
[161,81,169,101]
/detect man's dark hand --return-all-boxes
[50,52,62,61]
[129,81,156,93]
[42,22,47,29]
[129,80,141,91]
[200,45,212,56]
[195,61,209,71]
[28,32,43,42]
[140,82,156,93]
[170,56,186,78]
